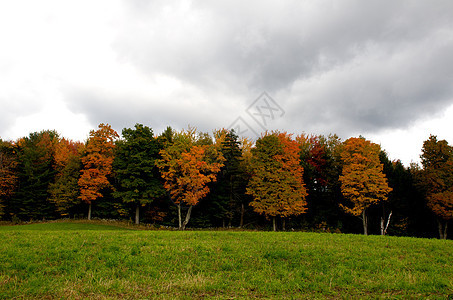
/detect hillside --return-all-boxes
[0,222,452,299]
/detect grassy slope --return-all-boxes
[0,222,452,299]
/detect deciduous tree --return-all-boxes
[49,138,84,217]
[156,127,224,230]
[78,123,118,220]
[338,137,392,235]
[247,132,308,231]
[0,140,17,218]
[418,135,453,239]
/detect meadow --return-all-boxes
[0,222,452,299]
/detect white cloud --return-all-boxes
[369,103,453,167]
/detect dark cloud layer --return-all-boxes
[102,1,452,134]
[64,0,453,139]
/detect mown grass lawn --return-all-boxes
[0,222,452,299]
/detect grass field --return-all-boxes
[0,222,452,299]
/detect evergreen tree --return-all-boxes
[13,131,59,220]
[297,134,343,231]
[113,124,165,224]
[206,129,244,227]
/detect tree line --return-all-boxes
[0,123,451,239]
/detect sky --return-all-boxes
[1,0,453,166]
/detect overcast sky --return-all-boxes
[1,0,453,166]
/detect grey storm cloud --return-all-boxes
[67,0,453,138]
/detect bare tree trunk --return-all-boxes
[273,216,277,232]
[182,205,193,231]
[135,205,140,225]
[228,179,233,228]
[282,218,286,231]
[380,218,384,235]
[239,203,245,228]
[362,209,368,236]
[381,211,392,235]
[88,203,92,220]
[438,219,448,239]
[178,204,182,230]
[384,211,392,235]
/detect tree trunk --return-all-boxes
[384,211,392,235]
[282,218,286,231]
[438,219,448,239]
[182,205,193,231]
[88,203,92,220]
[228,179,233,228]
[239,203,245,228]
[178,204,182,230]
[362,209,368,236]
[444,222,448,240]
[135,205,140,225]
[273,216,277,232]
[380,217,384,235]
[380,211,392,236]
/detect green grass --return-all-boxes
[0,221,133,231]
[0,222,452,299]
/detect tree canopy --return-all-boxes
[338,137,392,235]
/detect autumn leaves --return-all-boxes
[338,138,392,235]
[415,135,453,239]
[247,133,308,231]
[156,127,224,230]
[0,123,397,233]
[2,125,452,238]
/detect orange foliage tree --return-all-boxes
[0,140,17,218]
[156,127,224,230]
[247,132,308,231]
[339,137,392,235]
[78,123,119,220]
[418,135,453,239]
[49,138,84,217]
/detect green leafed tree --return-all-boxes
[113,124,165,224]
[13,131,59,220]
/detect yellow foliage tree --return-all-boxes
[247,132,308,231]
[339,137,392,235]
